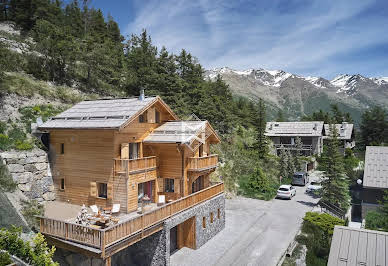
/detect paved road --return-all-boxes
[170,172,321,266]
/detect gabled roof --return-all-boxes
[38,96,178,130]
[265,121,324,137]
[328,226,388,266]
[323,123,354,140]
[143,120,220,144]
[363,146,388,189]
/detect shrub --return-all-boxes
[0,160,17,192]
[20,200,44,232]
[365,210,388,232]
[0,251,13,266]
[298,212,345,266]
[0,226,58,266]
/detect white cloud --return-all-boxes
[124,0,388,78]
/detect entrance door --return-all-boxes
[170,226,178,254]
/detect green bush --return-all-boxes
[0,226,58,266]
[20,200,44,232]
[365,210,388,232]
[298,212,345,266]
[0,250,13,266]
[0,160,17,192]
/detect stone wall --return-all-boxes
[53,248,104,266]
[164,194,225,264]
[0,148,55,202]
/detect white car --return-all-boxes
[277,185,296,199]
[306,181,322,193]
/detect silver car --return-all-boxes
[277,185,296,199]
[292,172,309,186]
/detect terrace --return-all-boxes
[39,182,224,258]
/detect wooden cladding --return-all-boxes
[188,155,218,171]
[113,156,157,176]
[39,182,224,252]
[90,182,97,197]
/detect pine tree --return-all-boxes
[320,124,350,210]
[279,148,289,180]
[360,106,387,147]
[254,98,268,158]
[276,110,285,122]
[247,166,271,194]
[286,150,296,177]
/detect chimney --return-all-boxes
[139,88,145,101]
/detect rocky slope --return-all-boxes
[205,67,388,123]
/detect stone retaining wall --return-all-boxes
[0,148,55,202]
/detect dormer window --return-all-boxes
[139,111,147,123]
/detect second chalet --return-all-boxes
[37,92,225,265]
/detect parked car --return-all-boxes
[292,171,309,186]
[306,180,322,193]
[277,185,296,199]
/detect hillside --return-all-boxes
[205,67,388,123]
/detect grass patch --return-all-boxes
[20,199,44,232]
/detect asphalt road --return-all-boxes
[170,172,321,266]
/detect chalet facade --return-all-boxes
[37,94,225,265]
[360,146,388,219]
[323,122,355,154]
[265,121,324,156]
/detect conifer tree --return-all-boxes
[279,148,289,180]
[320,124,350,210]
[247,166,271,194]
[286,149,296,177]
[254,98,268,158]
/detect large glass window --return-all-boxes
[97,183,107,199]
[165,179,174,192]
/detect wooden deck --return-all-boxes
[188,154,218,171]
[113,156,157,175]
[39,182,224,258]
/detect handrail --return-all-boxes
[39,182,224,250]
[318,201,346,219]
[113,156,157,175]
[188,154,218,170]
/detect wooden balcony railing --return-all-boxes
[274,144,313,150]
[113,156,157,175]
[39,182,224,252]
[188,154,218,171]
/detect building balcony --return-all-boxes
[274,144,313,151]
[188,154,218,172]
[38,182,224,258]
[113,156,157,176]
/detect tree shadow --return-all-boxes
[297,200,317,207]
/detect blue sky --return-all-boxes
[85,0,388,79]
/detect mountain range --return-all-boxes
[205,67,388,124]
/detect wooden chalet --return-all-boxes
[37,93,224,265]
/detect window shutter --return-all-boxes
[90,182,97,197]
[107,182,113,200]
[121,143,129,159]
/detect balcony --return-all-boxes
[113,156,157,176]
[274,144,313,151]
[188,154,218,172]
[38,182,224,257]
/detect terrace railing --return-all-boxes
[39,182,224,252]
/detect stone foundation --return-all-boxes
[0,148,54,203]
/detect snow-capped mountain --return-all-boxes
[205,67,388,123]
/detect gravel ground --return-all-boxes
[170,172,322,266]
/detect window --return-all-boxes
[139,111,147,123]
[60,178,65,190]
[155,110,160,123]
[129,143,140,159]
[210,212,214,223]
[60,143,64,154]
[202,217,206,228]
[97,183,108,199]
[217,208,220,219]
[165,178,174,192]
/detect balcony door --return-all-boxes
[129,143,140,159]
[191,175,203,194]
